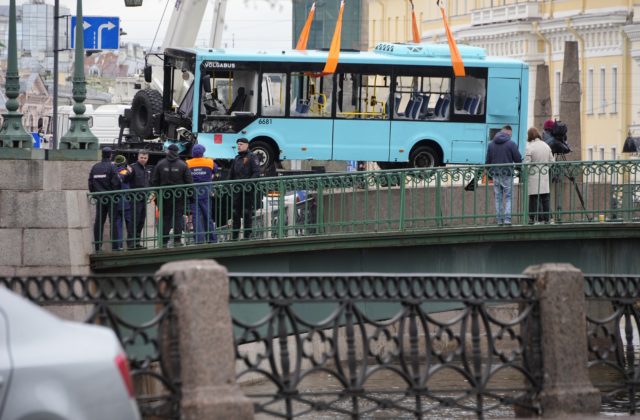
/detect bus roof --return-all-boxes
[171,41,524,70]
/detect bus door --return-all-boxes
[486,73,521,145]
[332,72,391,161]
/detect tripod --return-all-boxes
[552,153,591,221]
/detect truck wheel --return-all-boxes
[250,140,275,169]
[130,89,162,139]
[410,145,440,168]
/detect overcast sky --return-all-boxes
[20,0,292,49]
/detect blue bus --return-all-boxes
[130,42,528,169]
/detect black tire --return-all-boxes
[410,145,440,168]
[250,140,276,169]
[130,88,162,139]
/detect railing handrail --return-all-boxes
[87,159,639,198]
[87,159,640,253]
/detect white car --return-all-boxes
[0,288,141,420]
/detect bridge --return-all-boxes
[89,160,640,274]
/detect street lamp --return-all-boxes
[0,0,39,159]
[56,0,98,155]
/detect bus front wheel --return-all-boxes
[250,140,275,170]
[410,145,440,168]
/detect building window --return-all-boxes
[611,146,617,160]
[587,147,594,161]
[611,67,617,114]
[554,71,561,116]
[587,69,593,115]
[599,146,605,161]
[600,67,606,114]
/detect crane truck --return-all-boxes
[113,0,229,165]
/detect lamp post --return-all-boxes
[53,0,59,150]
[0,0,39,159]
[58,0,98,154]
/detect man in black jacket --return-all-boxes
[151,144,193,247]
[88,147,121,251]
[124,151,152,248]
[229,138,261,239]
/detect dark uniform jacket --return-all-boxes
[88,158,121,192]
[485,131,522,176]
[229,151,261,180]
[151,150,193,187]
[126,162,152,189]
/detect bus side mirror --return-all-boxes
[202,75,212,93]
[144,65,152,83]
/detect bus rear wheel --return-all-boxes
[410,145,440,168]
[250,140,276,170]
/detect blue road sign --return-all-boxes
[71,16,120,50]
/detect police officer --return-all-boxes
[124,151,152,248]
[112,155,130,250]
[229,138,261,239]
[88,147,121,251]
[151,144,193,247]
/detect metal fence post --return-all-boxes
[157,260,254,420]
[523,263,600,417]
[398,173,406,231]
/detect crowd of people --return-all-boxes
[485,119,562,225]
[88,138,260,251]
[89,122,565,251]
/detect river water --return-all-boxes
[242,356,638,418]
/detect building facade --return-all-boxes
[367,0,640,161]
[292,0,368,51]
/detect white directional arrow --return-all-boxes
[83,21,91,30]
[97,21,116,49]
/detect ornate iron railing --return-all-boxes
[0,275,180,419]
[585,275,640,414]
[88,160,640,253]
[229,274,542,419]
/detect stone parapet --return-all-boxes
[157,260,254,420]
[524,263,601,417]
[0,159,94,276]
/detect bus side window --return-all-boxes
[453,75,486,117]
[337,72,389,120]
[290,72,333,118]
[395,75,450,121]
[261,73,286,117]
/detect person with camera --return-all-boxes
[542,119,575,223]
[542,120,555,147]
[485,125,522,225]
[524,127,555,224]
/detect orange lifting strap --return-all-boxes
[410,0,420,43]
[437,0,465,77]
[321,0,345,75]
[295,2,316,51]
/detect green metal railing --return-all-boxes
[88,160,640,253]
